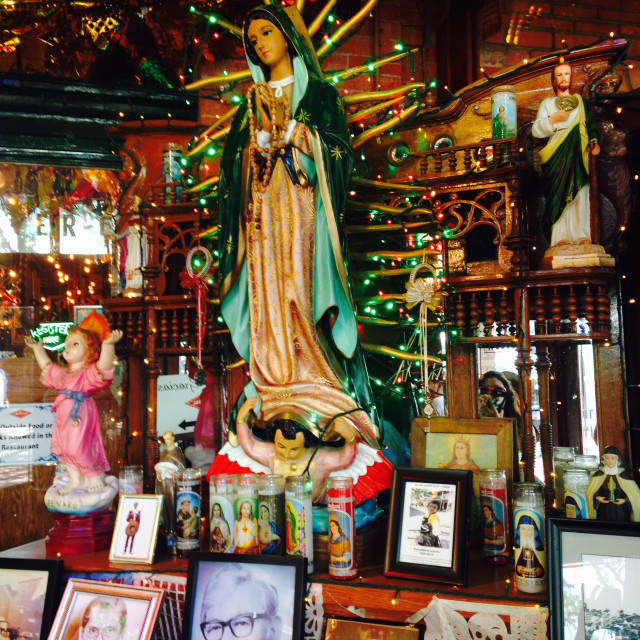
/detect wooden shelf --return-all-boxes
[1,540,547,624]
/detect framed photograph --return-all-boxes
[182,552,306,640]
[411,417,516,529]
[48,578,165,640]
[109,494,163,565]
[411,417,516,480]
[0,557,63,640]
[384,467,472,585]
[548,518,640,640]
[73,305,104,327]
[324,616,422,640]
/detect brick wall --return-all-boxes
[479,0,640,89]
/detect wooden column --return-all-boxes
[514,287,535,481]
[535,343,555,509]
[594,341,627,461]
[141,214,161,485]
[447,341,478,419]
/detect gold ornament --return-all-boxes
[555,95,578,112]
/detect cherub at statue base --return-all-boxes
[540,242,615,270]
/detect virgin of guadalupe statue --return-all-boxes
[208,4,391,501]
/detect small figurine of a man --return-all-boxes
[123,500,141,553]
[159,431,186,469]
[532,62,600,247]
[586,446,640,521]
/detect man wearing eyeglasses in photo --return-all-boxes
[73,598,127,640]
[199,564,282,640]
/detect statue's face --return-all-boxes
[274,429,305,461]
[63,332,87,366]
[603,453,619,468]
[553,64,572,93]
[247,18,289,70]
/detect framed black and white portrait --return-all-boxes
[548,518,640,640]
[182,553,306,640]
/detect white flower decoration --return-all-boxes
[405,277,435,309]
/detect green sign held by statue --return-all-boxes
[30,322,74,351]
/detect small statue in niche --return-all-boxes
[586,446,640,522]
[532,62,614,268]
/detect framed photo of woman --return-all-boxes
[410,417,516,532]
[384,467,473,585]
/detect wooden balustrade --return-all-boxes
[104,295,217,356]
[449,269,614,343]
[416,138,518,177]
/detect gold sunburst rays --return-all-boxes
[342,83,425,105]
[346,220,437,235]
[350,248,439,261]
[348,201,434,221]
[186,175,220,193]
[361,343,442,365]
[347,96,405,124]
[308,0,336,36]
[316,0,379,59]
[186,121,234,159]
[186,68,251,92]
[350,177,424,192]
[332,49,418,83]
[357,316,441,328]
[352,102,422,148]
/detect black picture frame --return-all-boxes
[384,467,472,585]
[182,552,307,640]
[0,557,63,640]
[548,517,640,640]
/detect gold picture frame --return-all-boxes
[411,417,517,482]
[48,578,164,640]
[109,494,163,565]
[410,417,517,533]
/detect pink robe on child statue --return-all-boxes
[42,363,114,476]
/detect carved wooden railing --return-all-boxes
[448,268,613,344]
[103,295,218,356]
